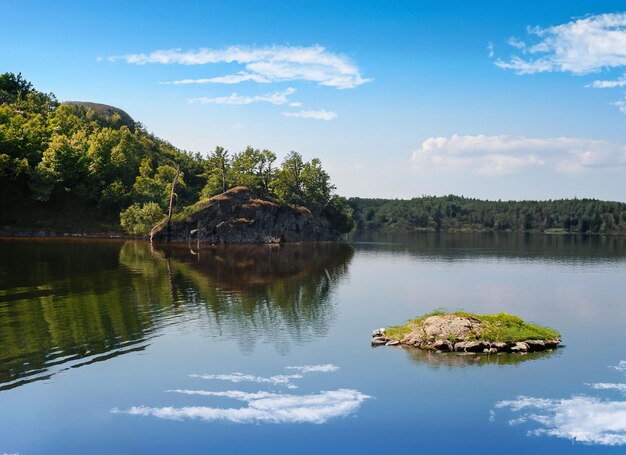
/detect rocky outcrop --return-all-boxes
[371,314,561,354]
[63,101,136,131]
[150,186,346,244]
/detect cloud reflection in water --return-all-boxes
[493,360,626,446]
[113,364,371,424]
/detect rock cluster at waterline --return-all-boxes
[371,313,561,354]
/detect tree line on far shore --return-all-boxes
[349,195,626,234]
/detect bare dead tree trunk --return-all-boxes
[166,167,180,242]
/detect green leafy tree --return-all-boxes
[119,202,165,235]
[273,151,305,205]
[201,146,230,198]
[302,158,334,213]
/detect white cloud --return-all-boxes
[167,389,281,400]
[507,37,527,51]
[588,72,626,88]
[487,42,495,58]
[283,109,338,121]
[496,13,626,75]
[190,372,303,389]
[113,365,369,425]
[495,395,626,446]
[411,134,626,175]
[189,364,339,389]
[286,364,339,373]
[188,87,296,106]
[165,72,271,85]
[589,383,626,394]
[112,388,370,424]
[108,45,370,89]
[615,361,626,372]
[614,96,626,114]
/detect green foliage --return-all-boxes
[119,202,165,235]
[474,313,560,342]
[0,72,348,233]
[350,195,626,234]
[386,310,560,343]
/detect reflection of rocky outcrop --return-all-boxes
[404,346,558,368]
[151,242,354,354]
[150,187,346,243]
[0,239,353,389]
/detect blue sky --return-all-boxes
[3,0,626,200]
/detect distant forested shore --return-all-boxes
[1,72,625,237]
[348,196,626,234]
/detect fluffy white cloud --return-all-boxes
[282,109,337,121]
[108,45,369,89]
[189,364,338,389]
[588,72,626,88]
[166,72,271,85]
[411,134,626,175]
[112,388,370,424]
[494,360,626,446]
[188,87,296,106]
[286,364,339,373]
[495,395,626,446]
[589,383,626,394]
[496,13,626,75]
[190,372,303,389]
[113,365,369,425]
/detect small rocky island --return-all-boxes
[372,311,560,354]
[150,186,351,244]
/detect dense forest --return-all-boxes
[0,72,351,234]
[349,196,626,234]
[2,72,625,237]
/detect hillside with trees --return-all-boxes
[0,73,351,235]
[349,195,626,234]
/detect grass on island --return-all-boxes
[385,309,560,342]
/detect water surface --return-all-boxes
[0,234,625,454]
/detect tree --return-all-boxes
[301,158,334,213]
[230,146,262,189]
[119,202,165,235]
[0,72,34,103]
[133,159,185,210]
[273,151,305,205]
[201,146,230,198]
[258,149,277,195]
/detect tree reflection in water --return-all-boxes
[0,239,354,390]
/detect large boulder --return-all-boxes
[151,187,344,244]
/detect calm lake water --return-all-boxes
[1,234,626,454]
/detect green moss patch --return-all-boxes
[387,310,559,343]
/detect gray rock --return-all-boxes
[525,340,546,351]
[372,328,386,338]
[492,342,508,352]
[422,315,483,341]
[371,337,387,346]
[386,340,400,346]
[544,339,560,349]
[454,341,485,352]
[434,340,453,351]
[510,342,530,352]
